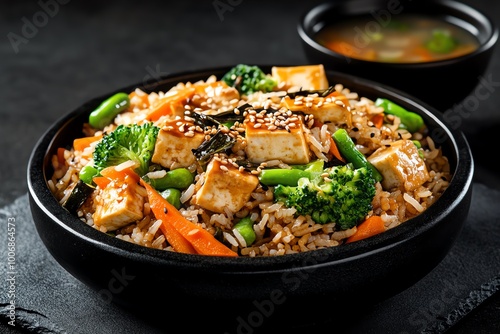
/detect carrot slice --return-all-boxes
[313,119,347,163]
[370,113,384,129]
[146,87,195,121]
[345,216,386,243]
[73,134,103,152]
[92,176,110,189]
[93,165,140,189]
[329,136,346,163]
[100,165,140,184]
[326,41,359,58]
[141,178,196,254]
[140,178,237,256]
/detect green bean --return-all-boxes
[259,159,324,186]
[259,169,310,186]
[79,165,99,185]
[89,92,130,129]
[375,98,424,133]
[143,168,194,191]
[332,128,383,182]
[160,188,181,209]
[233,217,256,246]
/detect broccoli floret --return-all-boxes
[273,164,376,230]
[221,64,277,95]
[93,122,160,176]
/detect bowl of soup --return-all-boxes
[298,0,498,111]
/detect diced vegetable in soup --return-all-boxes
[315,14,479,63]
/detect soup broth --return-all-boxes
[315,14,480,63]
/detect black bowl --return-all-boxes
[298,0,498,112]
[27,66,473,330]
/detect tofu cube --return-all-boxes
[244,115,311,164]
[93,180,146,231]
[282,96,352,125]
[151,119,205,169]
[272,65,329,91]
[193,159,260,213]
[367,139,430,192]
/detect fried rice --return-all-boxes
[48,65,451,257]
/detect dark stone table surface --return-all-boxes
[1,1,499,333]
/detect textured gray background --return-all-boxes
[1,0,500,333]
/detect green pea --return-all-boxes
[143,168,194,191]
[89,92,130,129]
[79,165,99,185]
[160,188,181,209]
[233,217,256,246]
[375,98,424,133]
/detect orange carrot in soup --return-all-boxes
[345,215,386,243]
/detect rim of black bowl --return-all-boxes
[297,0,499,67]
[27,65,474,273]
